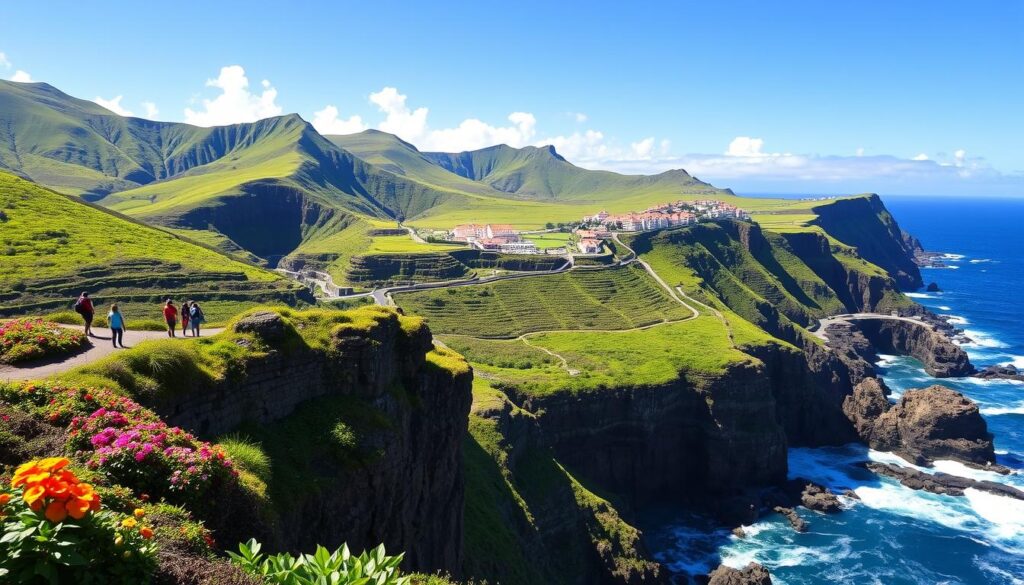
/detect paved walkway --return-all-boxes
[0,326,224,382]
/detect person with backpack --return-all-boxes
[74,292,95,337]
[108,304,126,348]
[180,301,191,337]
[189,301,205,337]
[163,299,178,337]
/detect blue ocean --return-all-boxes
[649,196,1024,584]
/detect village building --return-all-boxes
[577,238,603,254]
[584,199,749,233]
[451,223,487,242]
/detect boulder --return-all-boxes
[842,378,891,444]
[873,385,995,466]
[974,364,1024,383]
[800,483,842,513]
[772,506,807,533]
[232,311,288,342]
[707,562,773,585]
[926,282,941,292]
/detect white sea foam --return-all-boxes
[980,403,1024,416]
[1002,356,1024,369]
[962,329,1009,349]
[943,253,966,260]
[854,483,977,533]
[969,259,994,264]
[964,489,1024,541]
[938,305,952,311]
[905,292,934,299]
[874,354,900,367]
[932,459,1022,484]
[975,559,1024,585]
[946,315,969,325]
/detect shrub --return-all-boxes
[0,318,87,364]
[0,457,156,584]
[229,539,411,585]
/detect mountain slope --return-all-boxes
[0,171,304,315]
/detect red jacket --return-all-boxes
[163,305,178,321]
[79,298,93,314]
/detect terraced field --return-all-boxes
[396,264,693,338]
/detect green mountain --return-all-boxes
[0,171,304,317]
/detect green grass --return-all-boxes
[440,335,558,370]
[396,264,692,338]
[0,172,304,317]
[524,232,573,250]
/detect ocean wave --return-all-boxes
[874,354,901,367]
[905,292,935,299]
[943,253,966,260]
[980,403,1024,416]
[1002,356,1024,369]
[962,329,1009,349]
[946,315,969,325]
[938,305,952,311]
[969,259,995,264]
[964,488,1024,540]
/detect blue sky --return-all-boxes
[2,0,1021,195]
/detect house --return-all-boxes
[583,210,610,224]
[577,238,603,254]
[485,224,518,239]
[451,224,486,242]
[473,238,503,250]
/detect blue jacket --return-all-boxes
[108,311,125,330]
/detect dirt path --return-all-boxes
[0,326,225,382]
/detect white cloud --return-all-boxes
[537,130,610,161]
[856,147,865,157]
[726,136,769,157]
[364,86,536,152]
[311,105,368,135]
[568,111,588,123]
[369,87,429,141]
[630,137,656,159]
[183,65,282,127]
[141,101,159,119]
[10,70,32,82]
[954,148,966,166]
[912,153,929,161]
[93,95,133,116]
[0,52,10,69]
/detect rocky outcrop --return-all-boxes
[706,562,773,585]
[974,364,1024,382]
[511,359,788,508]
[772,507,808,532]
[811,194,923,290]
[871,385,995,466]
[842,378,891,444]
[864,319,974,378]
[926,282,941,292]
[799,483,842,513]
[148,309,473,576]
[866,462,1023,500]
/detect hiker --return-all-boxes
[189,301,205,337]
[180,301,191,337]
[73,292,95,337]
[163,299,178,338]
[108,304,126,348]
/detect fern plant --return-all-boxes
[228,538,411,585]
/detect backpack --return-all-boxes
[73,298,84,314]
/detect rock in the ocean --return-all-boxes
[842,378,891,443]
[974,364,1024,382]
[773,506,808,532]
[873,385,995,466]
[801,483,842,513]
[926,282,941,292]
[707,562,773,585]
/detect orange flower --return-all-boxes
[36,457,70,472]
[23,484,45,507]
[45,500,68,523]
[66,498,91,520]
[139,526,154,540]
[121,517,137,529]
[0,493,10,506]
[133,508,146,519]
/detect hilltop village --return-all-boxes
[444,199,751,255]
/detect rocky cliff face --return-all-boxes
[811,194,924,290]
[846,319,974,378]
[844,381,995,466]
[149,310,473,575]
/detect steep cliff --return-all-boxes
[68,306,473,575]
[811,194,924,290]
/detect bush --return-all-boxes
[0,318,87,364]
[229,539,411,585]
[0,457,156,584]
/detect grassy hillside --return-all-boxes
[0,172,305,316]
[397,264,693,337]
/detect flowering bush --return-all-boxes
[0,382,239,505]
[0,318,87,364]
[0,457,156,584]
[229,539,411,585]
